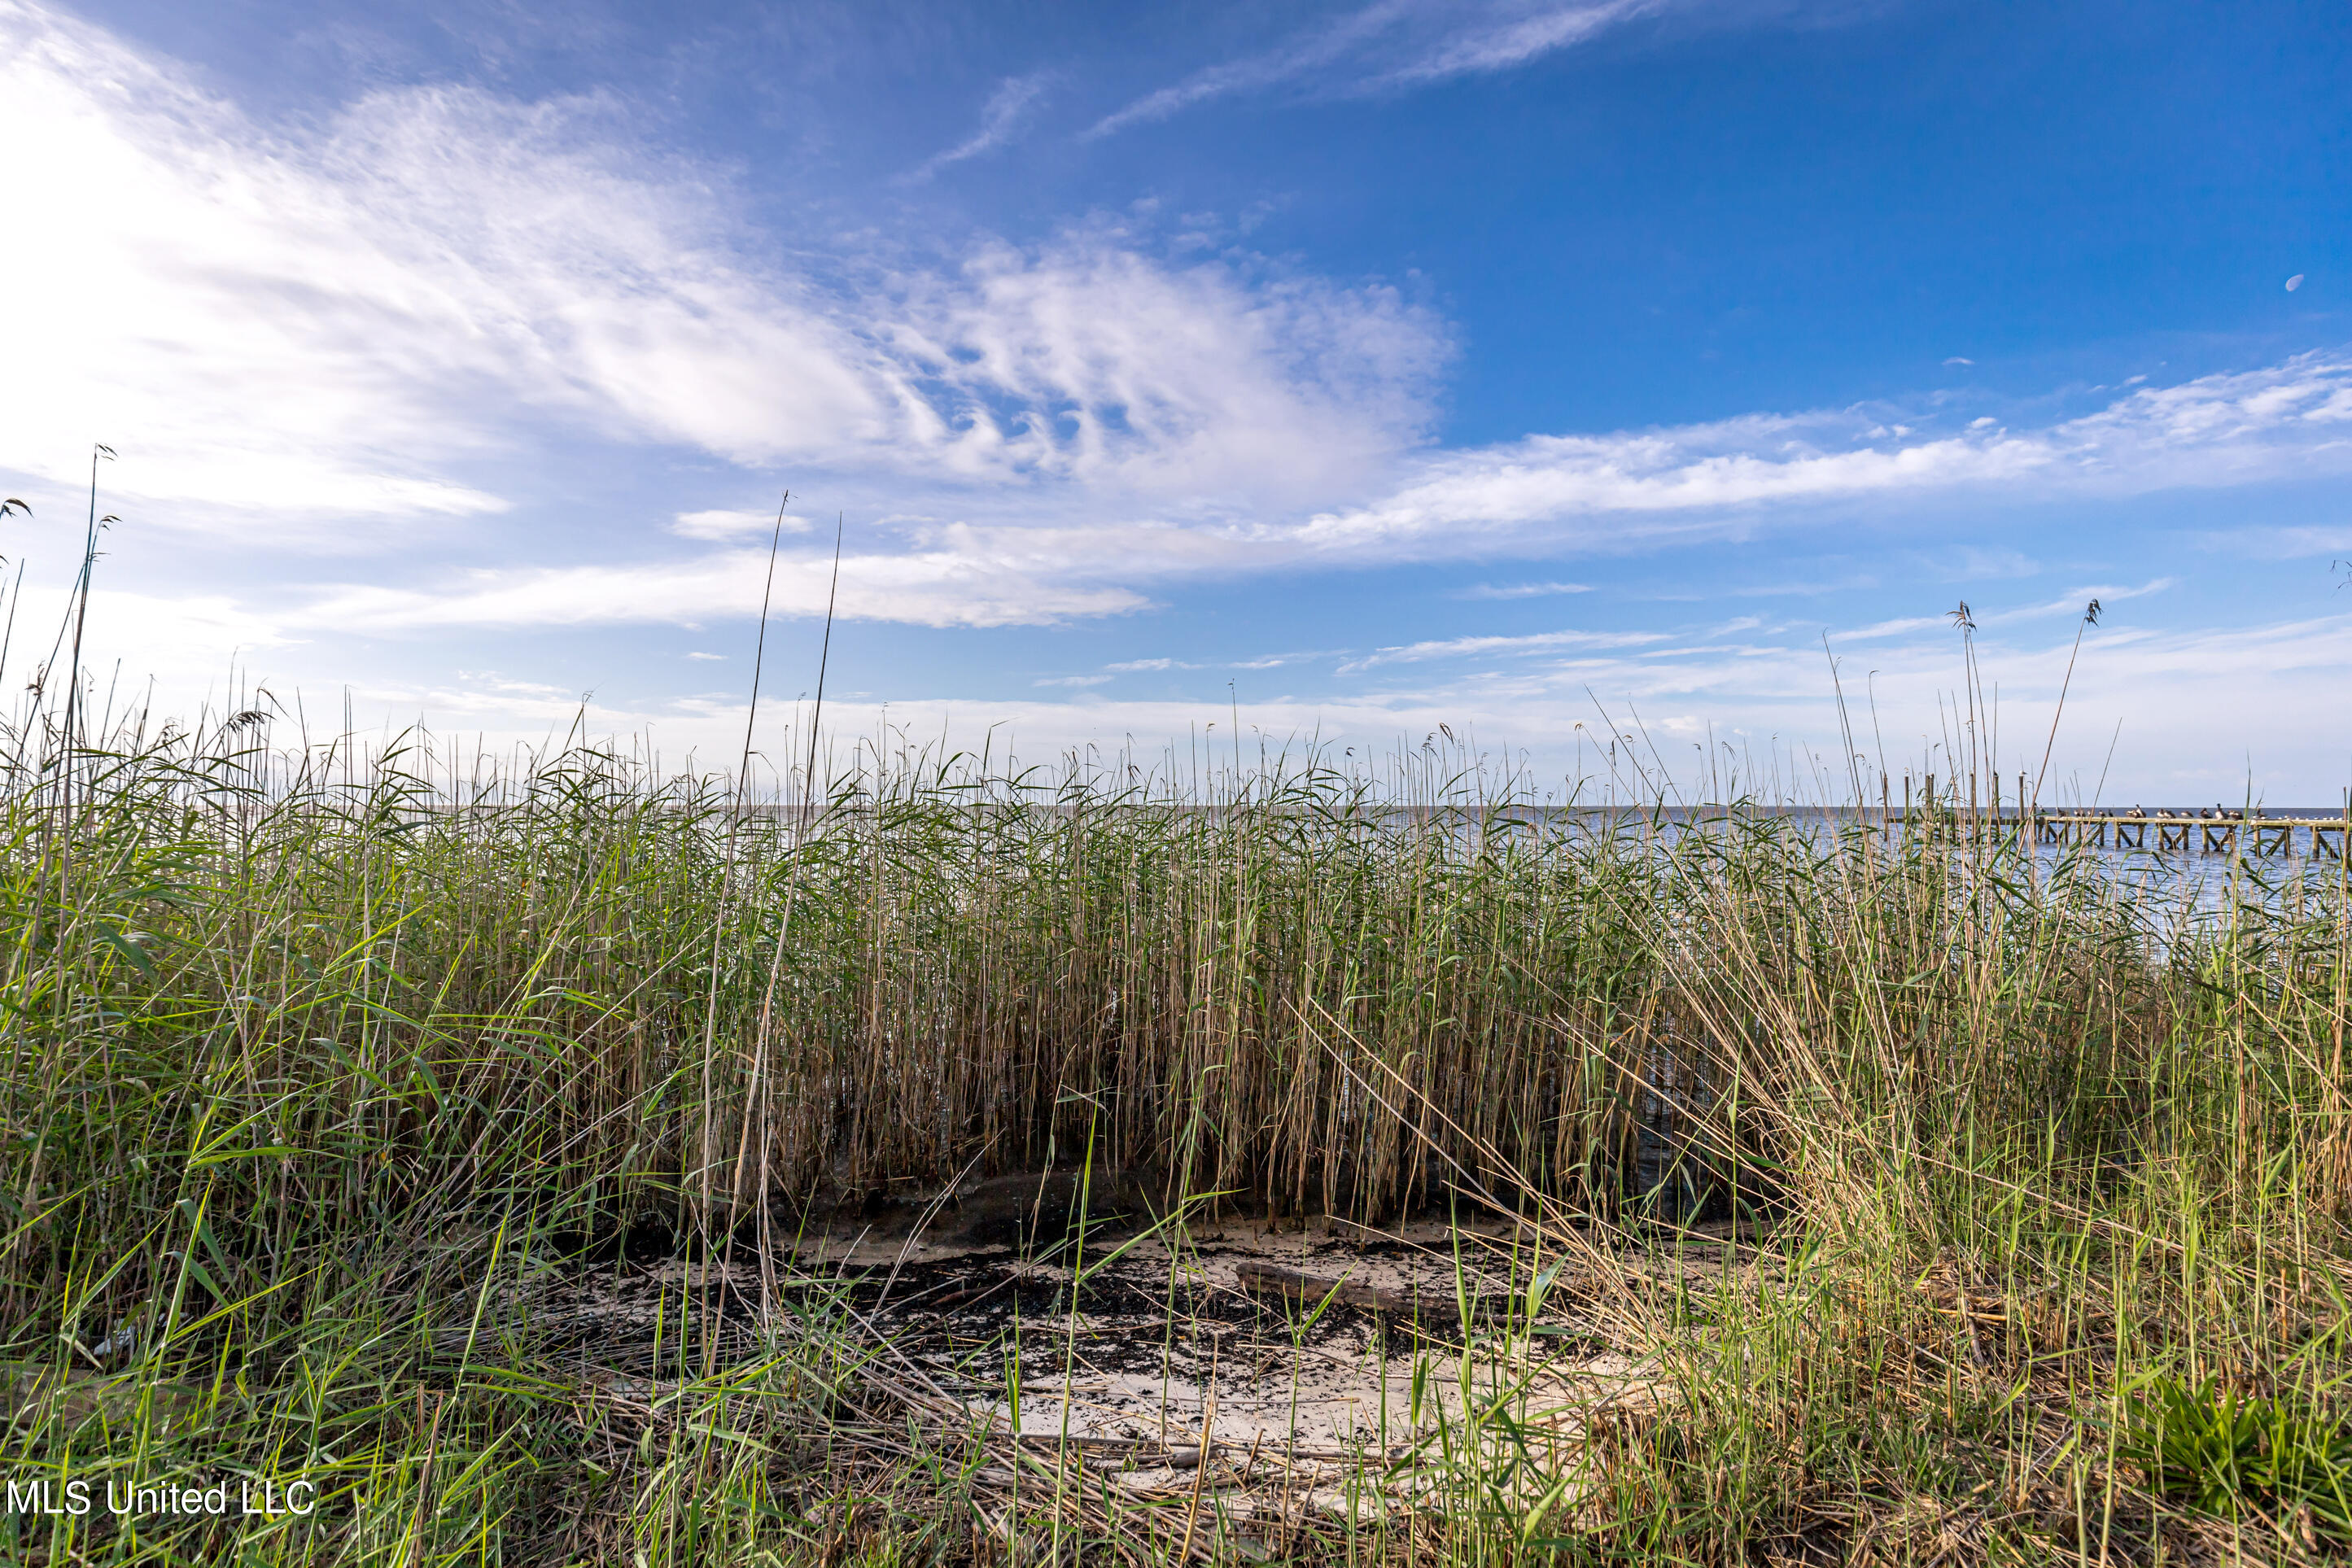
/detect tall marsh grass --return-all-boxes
[2,705,2349,1562]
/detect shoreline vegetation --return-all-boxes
[4,710,2351,1564]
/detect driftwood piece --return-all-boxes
[1232,1262,1464,1319]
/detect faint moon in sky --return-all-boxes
[2285,273,2305,291]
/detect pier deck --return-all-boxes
[2015,814,2348,857]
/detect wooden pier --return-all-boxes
[2023,813,2347,858]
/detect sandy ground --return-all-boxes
[807,1220,1649,1452]
[506,1195,1759,1486]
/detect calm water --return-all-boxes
[1493,803,2352,921]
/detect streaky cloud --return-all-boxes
[903,72,1055,183]
[1088,0,1667,138]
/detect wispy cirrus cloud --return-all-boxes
[1834,614,1948,642]
[669,508,810,542]
[1098,649,1342,675]
[1836,579,2174,642]
[1088,0,1664,138]
[1378,0,1657,85]
[903,72,1055,182]
[1979,578,2175,625]
[1340,627,1668,672]
[2190,524,2352,558]
[1454,579,1592,599]
[291,546,1152,632]
[1087,1,1418,138]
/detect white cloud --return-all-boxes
[0,1,1445,547]
[0,581,299,710]
[2192,525,2352,558]
[1340,627,1668,671]
[220,596,2352,801]
[14,0,2352,712]
[1292,352,2352,560]
[1087,2,1418,138]
[889,229,1446,500]
[1034,673,1113,688]
[1090,1,1666,138]
[1377,1,1656,85]
[904,72,1054,182]
[1455,579,1592,599]
[363,609,2352,799]
[1835,615,1948,641]
[1980,578,2173,626]
[1928,548,2040,581]
[669,508,811,542]
[131,346,2352,638]
[292,545,1151,632]
[0,2,861,524]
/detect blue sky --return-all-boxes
[2,0,2348,799]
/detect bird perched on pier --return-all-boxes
[2127,805,2146,818]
